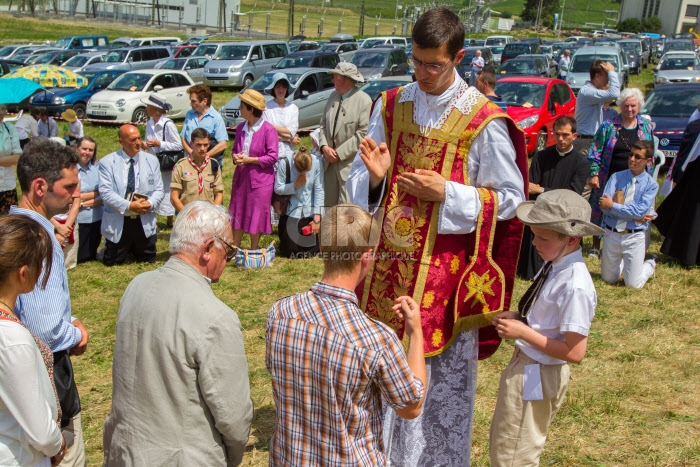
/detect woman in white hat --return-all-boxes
[140,93,183,228]
[264,72,299,162]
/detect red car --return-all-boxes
[494,76,576,154]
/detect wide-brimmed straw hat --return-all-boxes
[516,189,604,237]
[140,93,172,112]
[239,89,267,111]
[61,109,78,122]
[328,62,364,83]
[264,72,292,98]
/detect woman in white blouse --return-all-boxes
[0,215,65,467]
[140,93,183,228]
[263,73,299,162]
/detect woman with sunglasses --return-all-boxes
[0,215,66,466]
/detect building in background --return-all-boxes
[620,0,700,35]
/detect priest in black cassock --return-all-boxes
[517,116,590,279]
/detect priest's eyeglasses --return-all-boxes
[408,56,453,75]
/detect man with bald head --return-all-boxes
[99,124,164,265]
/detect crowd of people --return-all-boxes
[1,7,700,467]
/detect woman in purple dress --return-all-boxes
[229,89,279,249]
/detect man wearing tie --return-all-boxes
[99,125,164,266]
[317,62,371,207]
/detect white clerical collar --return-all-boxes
[556,146,574,157]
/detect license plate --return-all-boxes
[91,110,107,116]
[662,150,677,158]
[212,80,222,84]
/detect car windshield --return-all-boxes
[249,71,303,91]
[0,46,16,57]
[665,42,694,51]
[489,46,504,54]
[351,52,387,68]
[495,82,546,107]
[320,44,337,52]
[275,56,312,68]
[34,53,56,64]
[108,73,153,91]
[505,45,530,56]
[500,60,537,74]
[192,44,218,57]
[540,46,552,54]
[361,39,384,49]
[104,50,128,63]
[64,55,91,67]
[570,55,619,72]
[81,72,97,82]
[643,88,700,118]
[55,38,71,48]
[157,59,186,69]
[214,45,250,60]
[659,56,700,70]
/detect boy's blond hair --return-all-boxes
[293,147,313,173]
[320,204,379,276]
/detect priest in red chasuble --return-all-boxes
[346,7,528,466]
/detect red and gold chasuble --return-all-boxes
[356,86,528,359]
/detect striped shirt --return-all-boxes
[11,206,81,353]
[266,281,424,467]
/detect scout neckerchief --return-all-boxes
[187,154,209,194]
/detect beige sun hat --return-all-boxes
[238,89,267,111]
[328,62,365,83]
[516,189,604,237]
[61,109,78,122]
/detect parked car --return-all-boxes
[62,51,107,72]
[623,46,642,74]
[359,36,408,49]
[497,57,552,79]
[110,37,133,49]
[653,52,700,87]
[485,35,514,47]
[495,77,576,154]
[618,39,649,68]
[455,47,496,80]
[501,42,542,65]
[55,35,109,50]
[487,45,504,64]
[0,45,42,60]
[155,56,209,84]
[86,69,195,123]
[565,46,629,93]
[129,37,181,47]
[359,75,412,100]
[0,60,25,77]
[272,50,340,70]
[29,70,126,119]
[171,45,198,58]
[520,37,544,45]
[520,53,558,77]
[641,83,700,164]
[294,41,321,52]
[191,42,225,59]
[350,48,409,81]
[27,49,82,66]
[661,39,695,56]
[203,40,289,88]
[85,46,172,71]
[319,42,358,61]
[14,47,62,64]
[220,67,335,131]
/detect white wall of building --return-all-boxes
[620,0,700,35]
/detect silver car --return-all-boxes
[654,52,700,87]
[220,67,334,131]
[61,52,107,72]
[566,46,629,93]
[155,56,209,84]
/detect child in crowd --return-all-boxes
[266,204,426,466]
[61,109,83,146]
[489,189,604,466]
[598,139,658,288]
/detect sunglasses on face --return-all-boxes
[215,236,236,262]
[628,153,649,160]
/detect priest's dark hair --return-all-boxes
[412,7,465,59]
[553,116,577,134]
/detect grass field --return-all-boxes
[3,13,699,467]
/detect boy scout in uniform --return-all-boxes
[171,128,224,211]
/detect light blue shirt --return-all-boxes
[77,162,103,224]
[274,154,324,218]
[601,169,658,231]
[574,71,621,136]
[180,107,229,145]
[11,206,81,353]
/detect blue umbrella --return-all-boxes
[0,77,44,105]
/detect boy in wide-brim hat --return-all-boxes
[489,189,603,467]
[61,108,83,145]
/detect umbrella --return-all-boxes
[2,64,88,88]
[0,77,44,105]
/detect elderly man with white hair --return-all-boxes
[103,201,254,467]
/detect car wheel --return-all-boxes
[242,75,253,88]
[72,103,86,120]
[132,107,148,124]
[535,130,547,154]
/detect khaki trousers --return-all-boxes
[59,412,86,467]
[489,347,570,467]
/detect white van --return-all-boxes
[129,37,181,47]
[359,37,408,49]
[485,35,514,47]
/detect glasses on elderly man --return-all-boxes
[408,56,453,75]
[215,236,237,262]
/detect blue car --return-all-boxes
[641,83,700,166]
[29,69,127,119]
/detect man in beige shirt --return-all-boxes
[171,127,224,212]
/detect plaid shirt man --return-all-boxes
[266,281,424,466]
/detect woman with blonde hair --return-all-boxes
[274,146,324,258]
[0,215,66,466]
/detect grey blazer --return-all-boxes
[103,257,254,467]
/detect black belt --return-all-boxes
[578,134,594,139]
[605,224,645,234]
